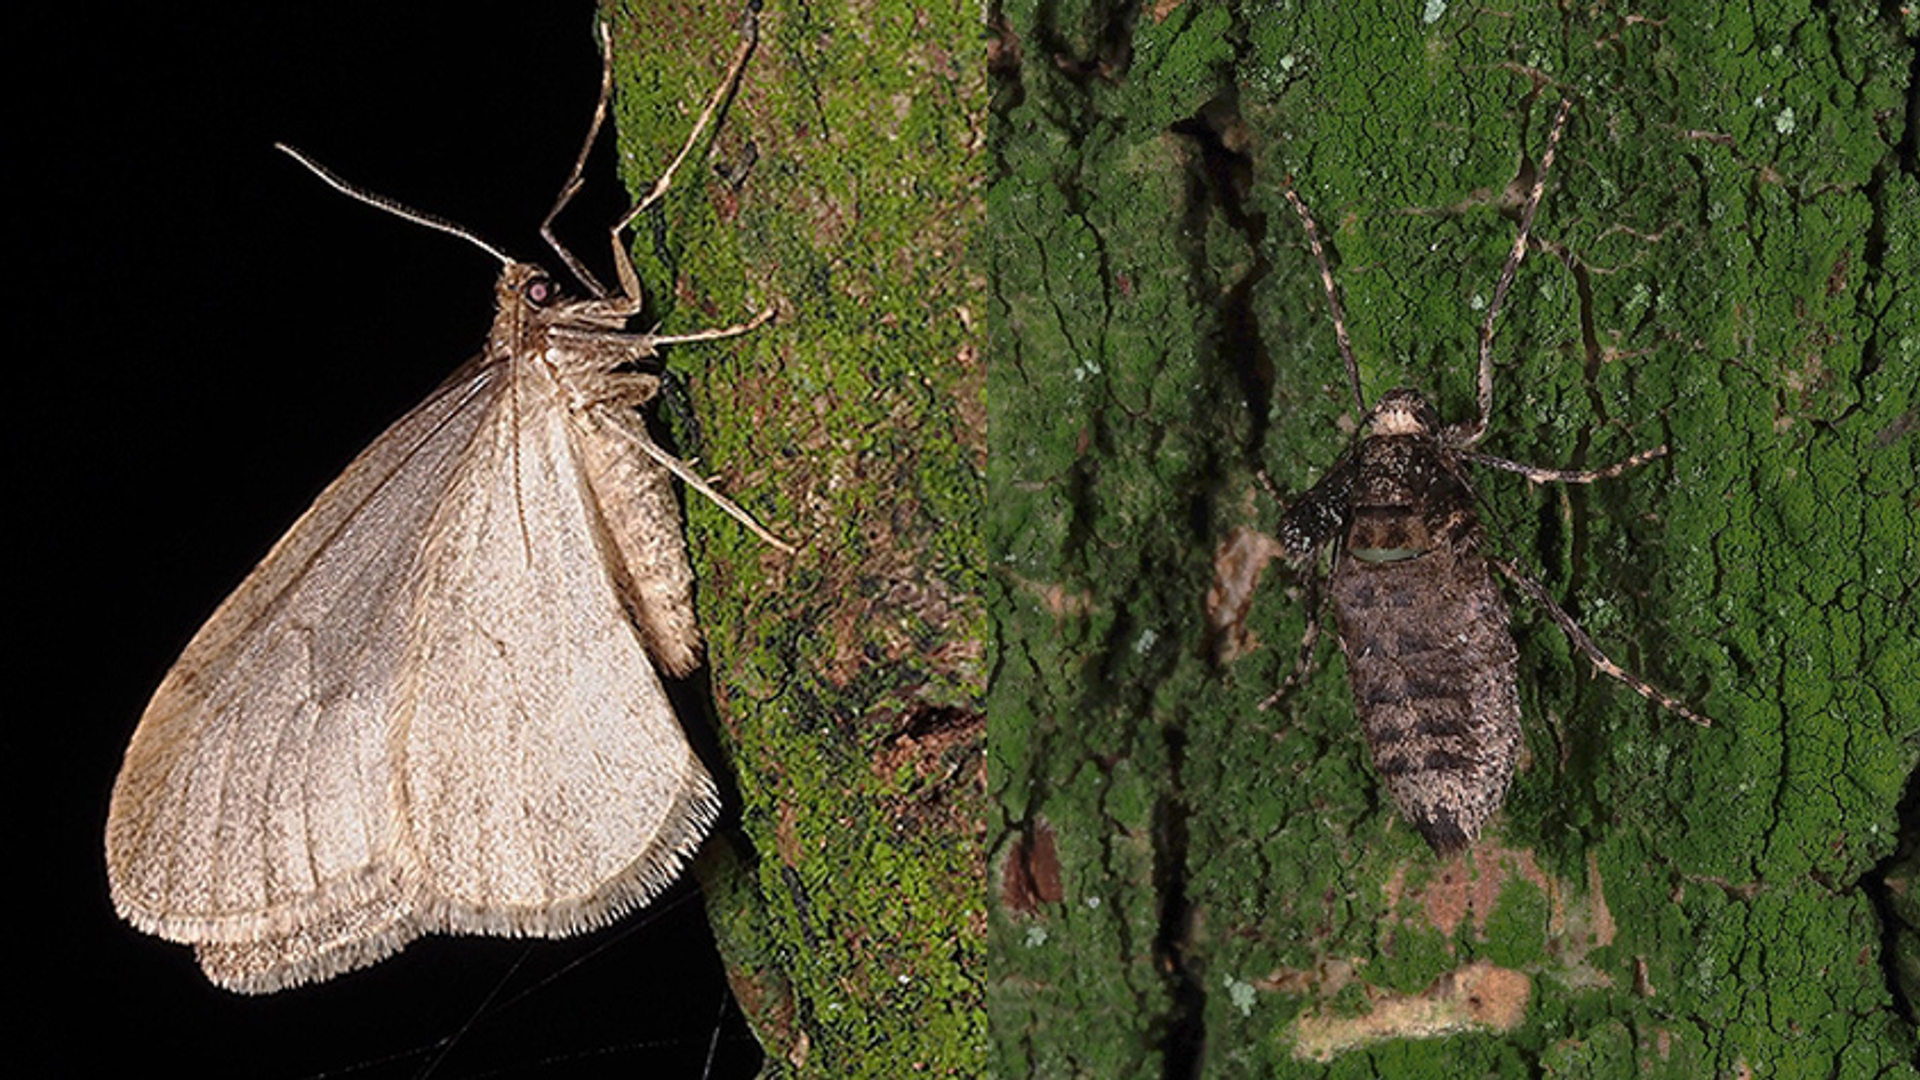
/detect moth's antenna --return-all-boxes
[274,142,514,267]
[1282,180,1367,415]
[1461,98,1574,447]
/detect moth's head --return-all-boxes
[1365,388,1439,436]
[497,262,565,309]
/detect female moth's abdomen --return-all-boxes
[1329,548,1521,854]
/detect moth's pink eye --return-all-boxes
[525,278,556,306]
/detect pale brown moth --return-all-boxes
[106,17,787,993]
[1266,99,1709,854]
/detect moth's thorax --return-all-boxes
[488,262,661,409]
[1349,435,1441,509]
[1344,435,1448,562]
[1345,388,1453,563]
[1364,387,1440,437]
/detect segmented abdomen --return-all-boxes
[1328,548,1520,854]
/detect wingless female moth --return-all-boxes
[1266,98,1710,856]
[106,14,790,993]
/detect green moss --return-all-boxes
[609,0,986,1072]
[1538,1018,1635,1078]
[1371,922,1452,996]
[1483,876,1549,970]
[991,0,1916,1073]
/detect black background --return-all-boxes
[21,3,761,1076]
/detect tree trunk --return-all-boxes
[609,1,988,1073]
[988,0,1918,1074]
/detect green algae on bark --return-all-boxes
[989,0,1917,1074]
[609,1,988,1071]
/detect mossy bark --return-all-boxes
[607,2,987,1073]
[989,0,1917,1075]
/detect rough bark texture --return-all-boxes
[989,0,1917,1075]
[608,2,987,1073]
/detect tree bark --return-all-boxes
[989,0,1917,1074]
[609,1,988,1073]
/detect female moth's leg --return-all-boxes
[1492,557,1711,726]
[1259,568,1325,712]
[1465,443,1667,484]
[593,405,795,554]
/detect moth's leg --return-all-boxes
[574,372,718,479]
[1466,443,1666,484]
[1259,567,1324,711]
[576,377,723,514]
[1279,185,1366,415]
[650,306,776,348]
[592,404,795,554]
[1254,465,1343,708]
[551,305,772,377]
[540,24,620,298]
[1459,98,1574,448]
[607,8,762,313]
[1491,556,1711,725]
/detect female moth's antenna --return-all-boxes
[1282,180,1367,416]
[274,143,514,267]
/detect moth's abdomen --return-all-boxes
[1329,548,1521,854]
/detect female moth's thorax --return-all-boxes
[1344,436,1457,564]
